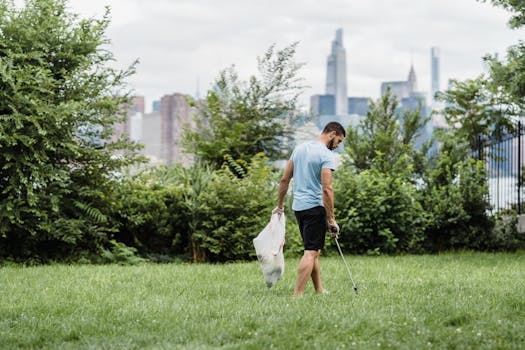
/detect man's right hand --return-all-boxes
[272,206,284,217]
[328,220,339,239]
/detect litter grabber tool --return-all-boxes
[331,226,358,295]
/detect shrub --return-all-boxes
[113,155,296,262]
[487,211,525,251]
[422,151,495,251]
[333,163,428,254]
[194,155,277,262]
[114,173,187,260]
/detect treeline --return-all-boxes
[1,0,524,264]
[110,92,525,263]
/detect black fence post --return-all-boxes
[518,121,522,214]
[478,135,483,161]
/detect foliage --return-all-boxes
[425,0,525,252]
[335,89,430,254]
[334,164,428,254]
[3,0,523,264]
[0,0,142,261]
[182,43,305,170]
[194,154,279,262]
[488,211,525,251]
[344,89,429,176]
[484,43,525,121]
[481,0,525,98]
[98,240,145,265]
[435,78,515,151]
[437,2,525,152]
[113,168,189,261]
[481,0,525,28]
[421,135,495,251]
[113,155,301,263]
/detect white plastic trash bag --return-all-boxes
[253,213,286,288]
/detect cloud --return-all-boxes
[56,0,525,111]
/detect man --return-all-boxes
[274,121,346,297]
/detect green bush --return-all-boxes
[487,211,525,251]
[113,163,214,262]
[99,240,146,265]
[193,155,277,262]
[114,173,187,260]
[113,155,297,262]
[333,163,428,254]
[422,152,494,251]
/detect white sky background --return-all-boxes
[16,0,525,112]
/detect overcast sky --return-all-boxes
[23,0,525,112]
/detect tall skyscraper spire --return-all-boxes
[325,28,348,116]
[430,47,440,105]
[407,63,417,93]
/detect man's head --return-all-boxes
[321,122,346,151]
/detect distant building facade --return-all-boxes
[310,94,335,116]
[110,95,199,166]
[310,28,370,130]
[431,47,440,105]
[380,65,434,150]
[160,93,195,166]
[326,28,348,117]
[380,64,418,101]
[132,96,145,114]
[113,95,145,141]
[152,100,160,112]
[348,97,370,116]
[140,111,163,165]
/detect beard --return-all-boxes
[327,139,336,151]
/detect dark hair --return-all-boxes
[322,121,346,137]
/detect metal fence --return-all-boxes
[477,121,524,214]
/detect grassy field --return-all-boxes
[0,252,524,349]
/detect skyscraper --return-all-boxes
[380,64,417,100]
[140,110,163,165]
[325,28,348,116]
[431,47,440,105]
[310,94,335,116]
[113,96,145,142]
[160,93,194,166]
[380,64,432,150]
[408,64,417,93]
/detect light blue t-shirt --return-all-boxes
[291,141,336,211]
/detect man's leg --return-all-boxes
[294,250,320,297]
[311,251,325,293]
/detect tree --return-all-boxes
[344,89,428,176]
[0,0,141,261]
[333,91,430,254]
[183,43,305,170]
[481,0,525,29]
[437,1,525,153]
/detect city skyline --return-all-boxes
[17,0,525,112]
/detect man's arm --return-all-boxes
[321,168,339,237]
[321,168,335,222]
[276,160,294,210]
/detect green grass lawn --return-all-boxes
[0,252,524,349]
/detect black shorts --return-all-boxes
[294,206,327,251]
